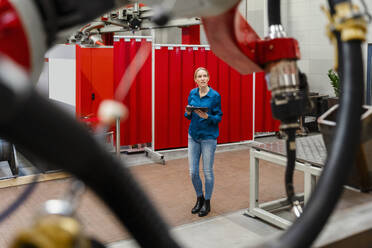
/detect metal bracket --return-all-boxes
[144,147,165,165]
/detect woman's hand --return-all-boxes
[194,110,208,119]
[185,107,191,115]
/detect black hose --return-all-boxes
[284,128,296,205]
[268,0,281,26]
[270,40,364,248]
[328,0,336,15]
[0,85,181,248]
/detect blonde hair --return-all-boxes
[194,67,209,79]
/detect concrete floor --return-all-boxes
[1,133,372,247]
[109,139,282,248]
[108,210,281,248]
[106,135,295,248]
[108,133,372,248]
[109,139,299,248]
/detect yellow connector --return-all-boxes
[321,5,339,70]
[322,2,368,70]
[10,215,90,248]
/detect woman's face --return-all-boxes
[195,69,209,88]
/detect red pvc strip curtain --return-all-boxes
[254,72,280,132]
[76,45,114,119]
[155,46,254,150]
[113,38,152,146]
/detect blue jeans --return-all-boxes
[188,134,217,200]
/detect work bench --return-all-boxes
[246,134,327,229]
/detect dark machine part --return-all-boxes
[151,5,171,26]
[128,16,142,29]
[301,93,329,133]
[0,139,18,175]
[33,0,126,45]
[150,0,177,26]
[0,139,12,162]
[265,0,309,212]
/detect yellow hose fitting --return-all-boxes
[10,215,90,248]
[334,2,367,41]
[321,5,339,70]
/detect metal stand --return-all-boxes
[9,145,19,176]
[144,147,165,165]
[246,147,322,229]
[0,139,19,176]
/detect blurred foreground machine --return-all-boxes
[319,105,372,192]
[0,0,369,248]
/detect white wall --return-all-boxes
[35,62,49,97]
[284,0,334,96]
[46,44,76,111]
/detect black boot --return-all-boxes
[198,199,210,217]
[191,196,204,214]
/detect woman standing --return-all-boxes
[184,67,223,217]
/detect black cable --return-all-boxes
[284,128,296,205]
[331,0,352,5]
[327,0,336,15]
[33,0,125,44]
[0,84,181,248]
[268,0,281,26]
[90,238,106,248]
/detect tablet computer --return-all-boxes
[186,105,209,112]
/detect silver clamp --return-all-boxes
[292,200,303,218]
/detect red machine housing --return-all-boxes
[202,5,300,74]
[234,8,300,66]
[0,0,30,71]
[240,38,300,66]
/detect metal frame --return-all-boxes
[367,43,372,105]
[113,35,153,42]
[252,72,256,139]
[245,147,322,229]
[144,32,166,164]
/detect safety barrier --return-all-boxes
[75,36,279,150]
[113,37,152,146]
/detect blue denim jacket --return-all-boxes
[184,87,223,140]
